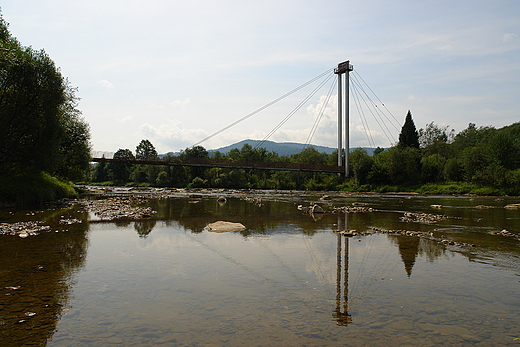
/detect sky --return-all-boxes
[2,0,519,154]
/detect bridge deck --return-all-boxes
[92,157,344,174]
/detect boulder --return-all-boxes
[204,221,246,232]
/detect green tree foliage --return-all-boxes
[181,145,209,159]
[447,123,520,188]
[0,13,91,180]
[290,147,327,165]
[136,139,158,160]
[421,154,446,183]
[349,148,374,185]
[92,161,108,182]
[418,122,452,157]
[180,145,209,181]
[108,149,135,181]
[398,111,419,148]
[94,121,520,193]
[375,146,421,186]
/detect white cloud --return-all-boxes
[503,33,517,42]
[435,45,452,51]
[117,115,133,123]
[171,98,191,108]
[139,121,209,152]
[97,80,114,89]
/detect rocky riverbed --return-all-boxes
[1,187,519,247]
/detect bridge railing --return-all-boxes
[92,157,344,173]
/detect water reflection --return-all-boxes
[0,207,89,346]
[134,219,156,238]
[114,194,520,284]
[333,234,352,326]
[1,192,519,345]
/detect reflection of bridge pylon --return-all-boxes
[333,213,352,326]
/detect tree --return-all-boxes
[109,149,134,181]
[92,160,108,182]
[421,154,446,183]
[398,111,419,148]
[373,147,385,157]
[136,139,158,160]
[0,13,91,180]
[181,145,209,159]
[349,148,374,185]
[374,146,421,186]
[156,171,169,186]
[180,145,209,181]
[418,122,452,157]
[290,147,327,165]
[53,83,92,181]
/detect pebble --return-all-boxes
[0,222,51,237]
[333,206,375,213]
[400,212,448,224]
[80,196,157,220]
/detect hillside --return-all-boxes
[210,139,378,157]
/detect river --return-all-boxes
[1,188,519,346]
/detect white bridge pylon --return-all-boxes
[334,61,353,177]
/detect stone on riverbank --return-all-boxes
[204,221,246,232]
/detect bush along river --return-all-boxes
[1,187,519,346]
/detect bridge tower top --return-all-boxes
[334,60,353,75]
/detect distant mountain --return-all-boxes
[93,141,379,160]
[209,139,378,157]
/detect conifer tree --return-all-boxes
[398,111,419,148]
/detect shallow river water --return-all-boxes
[1,189,519,346]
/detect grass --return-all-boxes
[0,171,77,208]
[339,180,514,196]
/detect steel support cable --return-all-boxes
[302,234,335,297]
[350,244,401,312]
[183,231,318,308]
[351,72,400,132]
[350,73,398,136]
[350,78,393,145]
[352,70,401,127]
[350,79,376,148]
[253,237,329,302]
[350,234,376,303]
[304,76,337,149]
[255,72,335,150]
[348,77,375,148]
[303,79,334,148]
[256,73,334,149]
[351,71,400,131]
[350,77,396,144]
[192,68,334,148]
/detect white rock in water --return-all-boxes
[204,221,246,232]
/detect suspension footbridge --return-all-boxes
[92,60,400,175]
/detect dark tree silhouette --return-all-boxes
[398,111,419,148]
[136,139,158,160]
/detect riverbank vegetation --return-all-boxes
[91,117,520,196]
[0,12,91,207]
